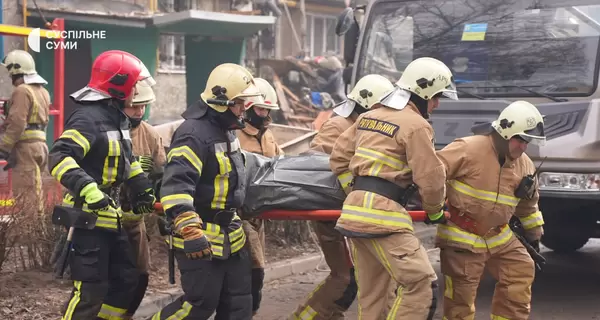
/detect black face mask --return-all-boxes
[245,108,268,129]
[215,108,245,130]
[129,117,143,128]
[409,93,429,119]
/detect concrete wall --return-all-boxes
[149,72,187,125]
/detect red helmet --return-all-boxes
[87,50,153,100]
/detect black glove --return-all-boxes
[529,240,541,253]
[424,210,447,225]
[132,188,156,215]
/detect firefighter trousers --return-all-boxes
[350,232,438,320]
[123,218,151,318]
[150,245,252,320]
[440,237,535,320]
[61,227,139,320]
[242,218,266,314]
[12,141,48,214]
[290,221,357,320]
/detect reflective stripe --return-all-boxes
[21,85,39,124]
[62,280,82,320]
[106,130,130,141]
[337,171,354,190]
[102,140,121,185]
[215,138,241,153]
[355,147,410,172]
[340,205,413,230]
[60,129,91,156]
[168,221,246,257]
[1,135,14,146]
[97,303,127,320]
[151,301,192,319]
[298,306,317,320]
[51,157,79,182]
[387,285,404,320]
[19,129,45,141]
[128,161,144,179]
[448,180,519,207]
[444,275,453,299]
[437,224,513,249]
[175,213,202,230]
[491,315,510,320]
[211,152,231,210]
[167,146,203,173]
[161,194,194,211]
[62,194,120,230]
[519,211,544,230]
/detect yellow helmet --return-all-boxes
[247,78,279,110]
[1,50,37,76]
[132,82,156,106]
[396,57,458,101]
[492,100,545,145]
[200,63,264,113]
[334,74,394,117]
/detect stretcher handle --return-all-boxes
[153,203,449,222]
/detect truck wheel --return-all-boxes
[541,233,589,253]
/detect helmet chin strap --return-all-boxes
[217,108,245,130]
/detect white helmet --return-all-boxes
[132,82,156,106]
[200,63,264,113]
[492,100,545,145]
[334,74,395,118]
[2,49,47,84]
[246,78,280,110]
[397,57,457,101]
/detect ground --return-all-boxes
[0,220,319,320]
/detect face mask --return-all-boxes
[130,117,143,128]
[245,107,268,129]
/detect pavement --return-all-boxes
[135,226,600,319]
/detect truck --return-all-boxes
[335,0,600,253]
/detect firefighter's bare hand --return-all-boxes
[181,226,212,260]
[424,210,447,225]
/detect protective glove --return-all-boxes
[424,210,447,225]
[138,156,154,174]
[80,182,116,211]
[132,188,156,215]
[174,211,212,260]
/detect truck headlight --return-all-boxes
[538,172,600,191]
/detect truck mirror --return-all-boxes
[335,7,356,36]
[342,20,359,67]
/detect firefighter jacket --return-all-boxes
[436,134,545,254]
[0,84,50,153]
[310,114,356,192]
[236,119,284,158]
[49,102,150,231]
[330,103,446,237]
[160,100,247,259]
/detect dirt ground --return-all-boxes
[0,221,319,320]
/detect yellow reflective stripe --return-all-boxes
[211,152,231,209]
[161,194,194,211]
[21,84,39,123]
[162,301,193,319]
[1,135,15,146]
[355,147,409,171]
[448,180,519,207]
[97,304,127,320]
[519,211,544,230]
[51,157,80,181]
[337,171,354,189]
[151,311,161,320]
[230,231,246,254]
[102,140,120,185]
[167,146,203,173]
[62,280,82,320]
[175,214,202,230]
[298,306,317,320]
[491,315,510,320]
[169,225,245,256]
[444,275,453,299]
[61,129,91,156]
[437,224,513,249]
[128,161,144,179]
[62,195,120,230]
[387,285,404,320]
[19,129,45,141]
[340,204,414,230]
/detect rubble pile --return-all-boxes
[257,55,346,130]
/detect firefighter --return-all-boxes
[120,82,167,319]
[49,50,157,320]
[236,77,283,316]
[0,49,50,212]
[329,57,458,319]
[435,100,545,320]
[291,74,394,320]
[151,63,264,319]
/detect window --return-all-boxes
[307,14,343,57]
[158,34,186,72]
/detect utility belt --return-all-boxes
[447,203,506,237]
[352,176,408,205]
[166,208,247,259]
[19,124,46,142]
